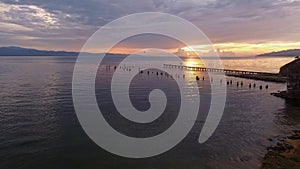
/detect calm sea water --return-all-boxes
[0,55,299,169]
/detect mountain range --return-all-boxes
[1,46,300,57]
[0,46,82,56]
[257,49,300,57]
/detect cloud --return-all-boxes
[178,0,300,43]
[0,0,299,52]
[0,1,98,50]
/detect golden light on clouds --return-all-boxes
[214,42,300,56]
[183,42,300,56]
[106,41,300,56]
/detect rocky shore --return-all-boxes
[261,130,300,169]
[271,91,300,100]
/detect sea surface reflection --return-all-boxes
[0,55,299,169]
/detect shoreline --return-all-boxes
[271,91,300,100]
[260,130,300,169]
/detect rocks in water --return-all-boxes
[288,130,300,140]
[240,155,252,162]
[268,142,294,153]
[271,90,300,100]
[261,130,300,169]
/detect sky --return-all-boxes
[0,0,300,56]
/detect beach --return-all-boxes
[261,130,300,169]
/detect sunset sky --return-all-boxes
[0,0,300,56]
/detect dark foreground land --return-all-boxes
[261,130,300,169]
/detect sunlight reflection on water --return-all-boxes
[183,56,294,73]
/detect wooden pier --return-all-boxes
[163,64,287,83]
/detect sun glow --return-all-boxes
[185,60,200,67]
[182,45,211,53]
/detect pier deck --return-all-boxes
[163,64,287,83]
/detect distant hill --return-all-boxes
[257,49,300,57]
[0,46,80,56]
